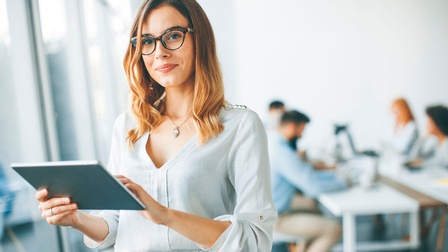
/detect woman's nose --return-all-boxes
[154,40,170,59]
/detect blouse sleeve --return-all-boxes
[274,144,347,198]
[408,136,438,161]
[197,110,277,251]
[423,139,448,168]
[83,113,125,250]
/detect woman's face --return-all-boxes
[142,5,195,90]
[426,116,440,135]
[391,104,402,120]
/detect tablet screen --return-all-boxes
[11,160,146,210]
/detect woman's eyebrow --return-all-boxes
[141,25,184,37]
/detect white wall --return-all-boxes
[197,0,238,101]
[219,0,448,153]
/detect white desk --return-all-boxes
[380,166,448,204]
[319,185,419,252]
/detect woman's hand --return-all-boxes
[312,160,335,170]
[116,175,231,248]
[405,159,424,169]
[36,189,80,227]
[116,175,170,225]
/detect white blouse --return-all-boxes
[430,138,448,168]
[84,105,277,251]
[392,121,419,156]
[408,136,448,168]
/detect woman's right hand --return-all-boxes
[36,189,80,227]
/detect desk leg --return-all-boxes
[409,211,419,248]
[343,213,356,252]
[437,206,446,252]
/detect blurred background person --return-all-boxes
[0,162,14,241]
[407,105,448,168]
[265,100,285,130]
[390,98,419,156]
[268,110,349,252]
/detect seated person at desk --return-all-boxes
[0,162,14,217]
[390,98,419,156]
[407,105,448,168]
[268,110,349,252]
[0,162,14,240]
[264,100,285,130]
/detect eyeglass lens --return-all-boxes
[137,30,186,55]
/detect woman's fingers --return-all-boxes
[116,175,132,185]
[115,175,142,198]
[45,206,78,225]
[51,203,78,216]
[41,203,77,219]
[35,189,48,201]
[115,175,167,224]
[124,183,141,195]
[35,189,79,227]
[38,197,71,211]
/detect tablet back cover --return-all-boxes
[11,161,145,210]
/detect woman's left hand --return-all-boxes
[311,160,335,170]
[116,175,170,225]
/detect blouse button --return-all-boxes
[258,215,263,220]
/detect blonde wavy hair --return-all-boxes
[123,0,225,147]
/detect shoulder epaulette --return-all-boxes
[224,104,248,110]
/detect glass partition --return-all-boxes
[1,0,59,251]
[1,0,132,251]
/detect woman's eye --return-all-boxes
[166,32,182,40]
[142,38,154,45]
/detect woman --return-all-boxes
[35,1,276,251]
[407,105,448,168]
[390,98,419,156]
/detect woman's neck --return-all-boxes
[164,86,194,119]
[398,119,412,126]
[435,133,446,145]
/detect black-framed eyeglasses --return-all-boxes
[130,26,194,55]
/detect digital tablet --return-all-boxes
[11,160,146,210]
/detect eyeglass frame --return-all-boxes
[130,26,195,56]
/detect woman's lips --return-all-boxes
[156,64,177,73]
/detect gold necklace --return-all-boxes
[165,113,191,138]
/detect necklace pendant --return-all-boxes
[173,127,180,138]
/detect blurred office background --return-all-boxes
[1,0,448,251]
